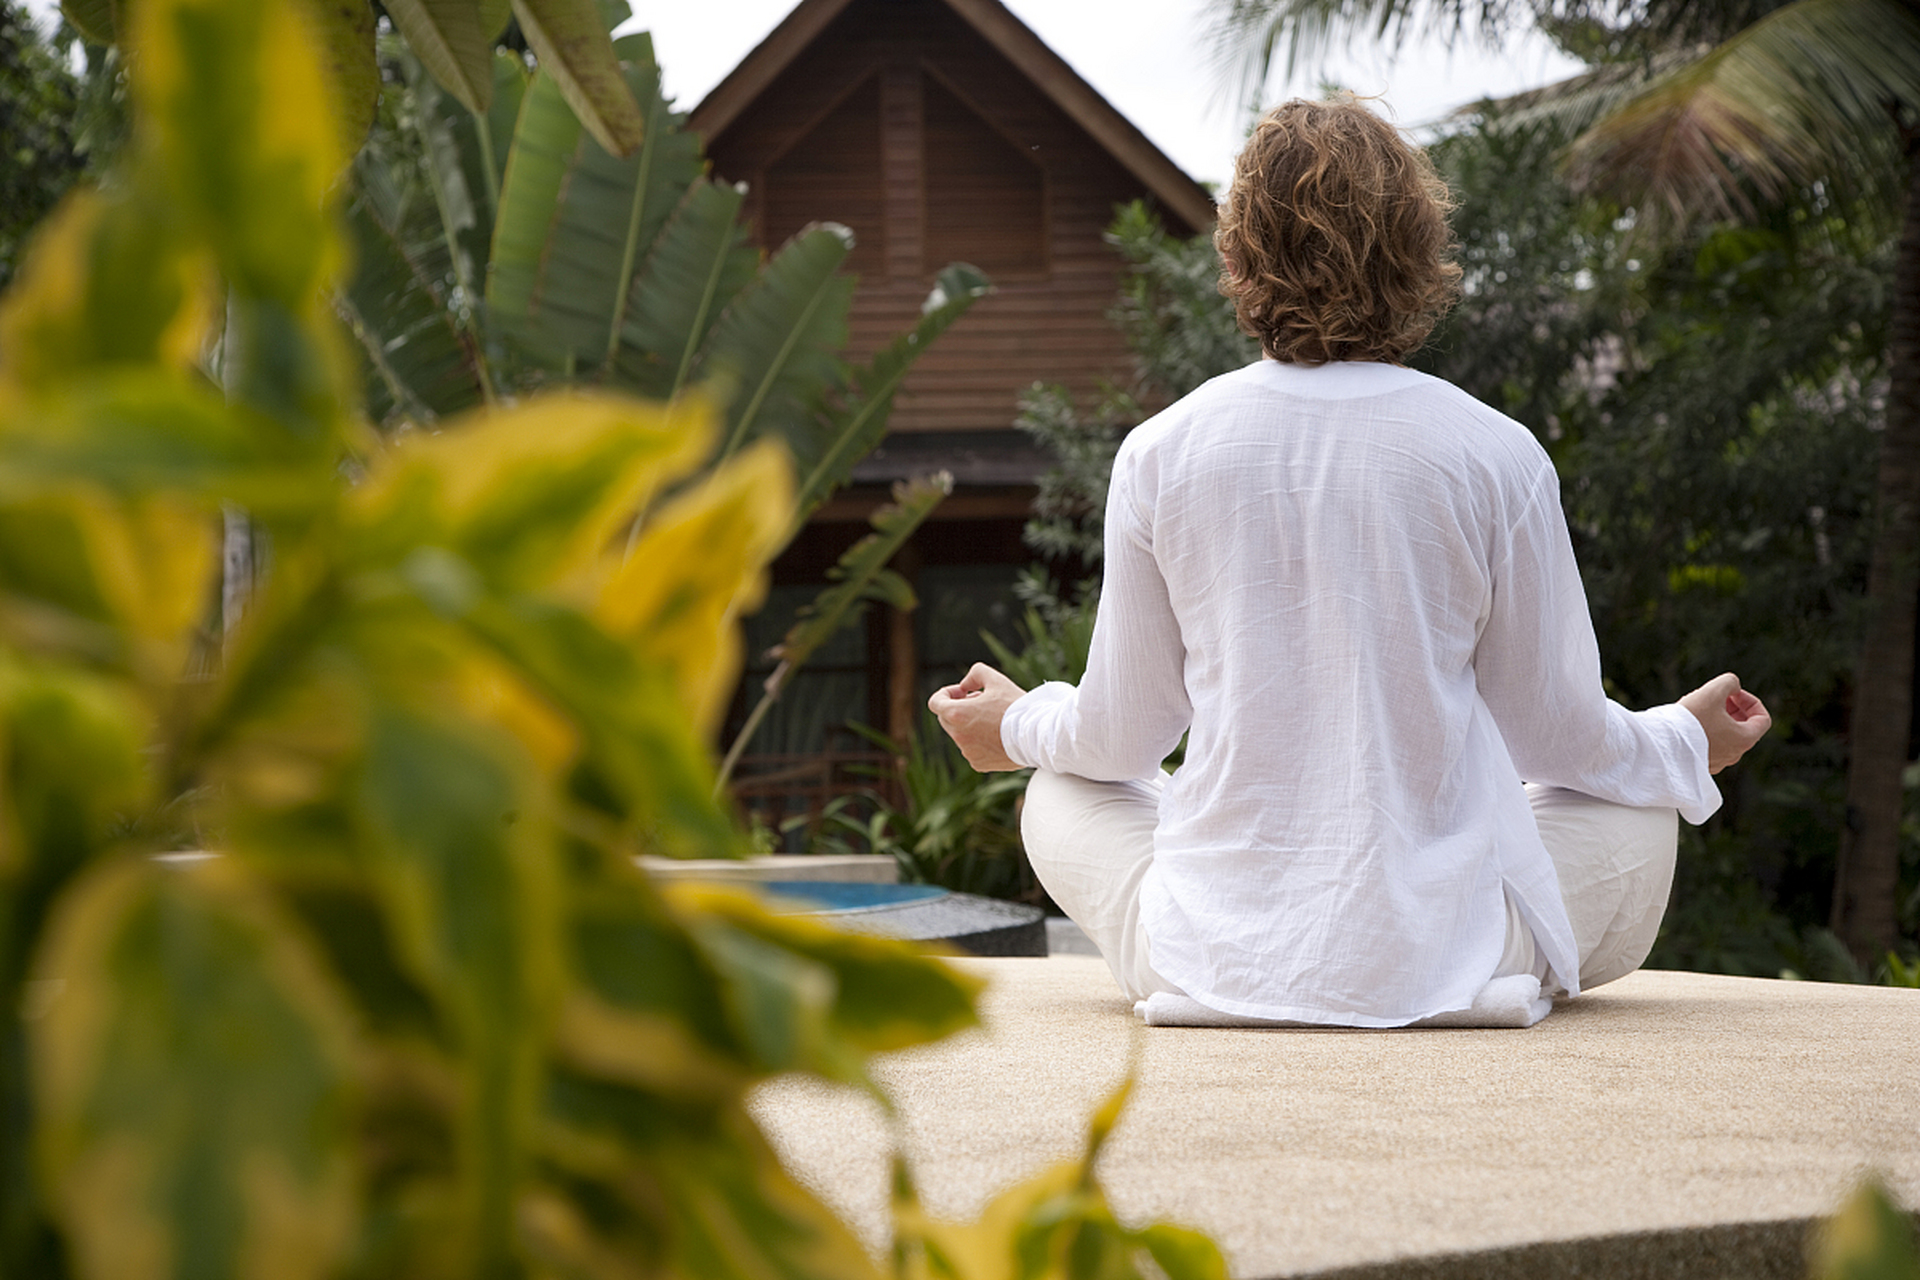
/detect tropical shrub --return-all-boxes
[0,2,86,290]
[0,3,982,1277]
[0,5,1153,1280]
[0,4,1232,1278]
[341,20,990,773]
[809,720,1039,905]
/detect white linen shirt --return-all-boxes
[1000,359,1719,1027]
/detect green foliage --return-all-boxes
[0,3,86,291]
[983,601,1097,690]
[812,719,1038,904]
[0,2,994,1276]
[486,31,712,379]
[351,31,989,500]
[1418,107,1904,977]
[1013,383,1122,575]
[68,0,639,160]
[1418,113,1635,435]
[350,35,989,759]
[1105,199,1257,403]
[720,474,956,785]
[0,5,1227,1280]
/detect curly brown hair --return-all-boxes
[1215,97,1462,365]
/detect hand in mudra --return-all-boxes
[1679,672,1772,774]
[928,662,1027,772]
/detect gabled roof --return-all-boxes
[689,0,1217,233]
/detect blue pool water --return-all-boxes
[764,881,949,913]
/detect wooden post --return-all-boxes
[887,541,923,746]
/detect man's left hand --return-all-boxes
[928,663,1027,772]
[1679,672,1771,774]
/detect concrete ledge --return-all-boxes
[636,854,898,883]
[1303,1218,1816,1279]
[749,958,1920,1278]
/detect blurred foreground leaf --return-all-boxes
[894,1076,1228,1280]
[33,858,359,1280]
[1814,1177,1920,1280]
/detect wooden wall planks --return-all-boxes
[702,0,1204,438]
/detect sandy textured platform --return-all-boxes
[749,957,1920,1278]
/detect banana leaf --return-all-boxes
[612,179,760,399]
[401,53,490,335]
[705,223,856,462]
[58,0,118,44]
[339,145,488,425]
[383,0,494,117]
[792,263,992,524]
[510,0,646,157]
[489,35,703,375]
[337,44,529,425]
[718,472,953,785]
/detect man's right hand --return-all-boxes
[1679,673,1771,774]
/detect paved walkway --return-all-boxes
[749,957,1920,1278]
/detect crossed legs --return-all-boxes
[1021,769,1678,1003]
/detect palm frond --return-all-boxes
[1454,42,1709,142]
[1563,0,1920,221]
[1204,0,1517,115]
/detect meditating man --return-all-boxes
[928,97,1770,1027]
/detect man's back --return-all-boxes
[1131,358,1550,872]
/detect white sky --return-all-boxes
[615,0,1585,186]
[22,0,1583,187]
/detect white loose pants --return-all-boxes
[1021,769,1678,1006]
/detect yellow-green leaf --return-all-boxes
[300,0,380,149]
[130,0,346,307]
[672,885,983,1063]
[67,491,219,686]
[356,391,715,592]
[598,440,793,733]
[353,703,561,1272]
[552,991,747,1100]
[693,915,840,1077]
[0,657,148,880]
[1135,1224,1230,1280]
[32,857,359,1280]
[384,0,494,116]
[509,0,646,157]
[1814,1176,1920,1280]
[0,191,217,400]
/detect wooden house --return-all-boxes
[694,0,1214,810]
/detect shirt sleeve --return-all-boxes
[1474,464,1721,824]
[1001,445,1192,779]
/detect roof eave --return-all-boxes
[688,0,1217,234]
